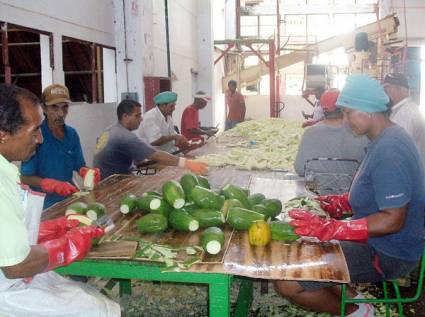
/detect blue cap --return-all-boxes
[154,91,177,105]
[336,74,389,113]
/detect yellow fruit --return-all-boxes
[248,220,271,246]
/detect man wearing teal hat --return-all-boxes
[275,74,425,317]
[139,91,189,153]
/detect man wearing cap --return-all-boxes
[181,91,217,142]
[383,72,425,168]
[294,88,367,194]
[0,84,119,316]
[20,84,100,209]
[225,80,246,130]
[93,99,208,179]
[138,91,189,153]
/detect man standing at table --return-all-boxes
[383,72,425,168]
[138,91,189,153]
[20,84,100,209]
[225,80,246,130]
[0,84,120,316]
[181,91,217,142]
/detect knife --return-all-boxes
[92,213,115,233]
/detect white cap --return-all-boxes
[194,92,211,102]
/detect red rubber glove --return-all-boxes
[40,178,78,196]
[316,193,352,219]
[288,209,368,241]
[40,225,104,272]
[79,167,101,185]
[37,216,80,243]
[179,158,208,175]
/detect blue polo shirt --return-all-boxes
[350,125,425,262]
[21,120,86,209]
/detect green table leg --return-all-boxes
[119,279,132,296]
[234,277,254,317]
[209,275,232,317]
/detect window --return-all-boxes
[62,36,116,103]
[0,22,51,98]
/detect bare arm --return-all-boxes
[366,206,407,237]
[150,135,177,146]
[1,245,48,279]
[135,150,180,167]
[241,101,246,119]
[20,175,43,188]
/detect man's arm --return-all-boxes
[151,135,179,146]
[1,246,48,279]
[240,101,246,119]
[142,150,179,166]
[20,175,43,188]
[188,128,215,137]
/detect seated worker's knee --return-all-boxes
[273,280,303,298]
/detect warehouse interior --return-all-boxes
[1,0,425,316]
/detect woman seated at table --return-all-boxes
[274,74,425,317]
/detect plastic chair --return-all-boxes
[340,245,425,317]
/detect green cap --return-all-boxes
[154,91,177,105]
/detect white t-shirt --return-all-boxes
[390,97,425,169]
[138,107,177,153]
[0,154,31,291]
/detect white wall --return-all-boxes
[66,103,117,166]
[0,0,115,84]
[245,95,311,122]
[212,1,227,130]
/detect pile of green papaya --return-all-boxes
[120,174,298,248]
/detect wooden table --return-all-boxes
[48,167,349,317]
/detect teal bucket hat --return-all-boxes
[336,74,389,113]
[154,91,178,105]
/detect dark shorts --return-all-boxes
[225,120,241,130]
[299,241,418,291]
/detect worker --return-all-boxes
[20,84,100,209]
[294,88,368,194]
[181,91,218,142]
[138,91,189,153]
[275,74,425,317]
[301,86,326,128]
[383,72,425,168]
[225,80,246,130]
[0,84,120,316]
[93,99,208,179]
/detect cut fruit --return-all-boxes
[86,202,105,220]
[65,202,88,216]
[201,227,225,255]
[67,214,92,226]
[162,180,186,209]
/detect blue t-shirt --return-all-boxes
[21,120,86,209]
[350,125,425,262]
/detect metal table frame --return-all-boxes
[56,259,254,317]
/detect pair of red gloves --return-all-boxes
[40,167,101,196]
[289,193,368,242]
[38,217,103,271]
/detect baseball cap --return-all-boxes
[383,73,409,89]
[42,84,71,105]
[320,89,340,113]
[194,91,211,102]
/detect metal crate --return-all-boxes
[304,158,360,196]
